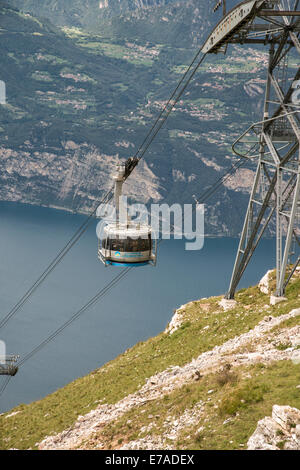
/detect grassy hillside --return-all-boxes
[0,269,299,450]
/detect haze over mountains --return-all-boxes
[11,0,238,43]
[12,0,179,27]
[11,1,235,27]
[0,0,284,235]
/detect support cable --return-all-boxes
[0,154,248,400]
[0,48,208,332]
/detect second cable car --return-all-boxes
[98,162,157,267]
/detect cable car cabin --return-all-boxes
[0,364,18,376]
[98,223,157,267]
[0,355,19,376]
[98,161,158,267]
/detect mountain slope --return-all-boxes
[11,0,179,28]
[0,1,287,234]
[0,268,299,450]
[10,0,239,45]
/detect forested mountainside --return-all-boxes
[11,1,238,32]
[10,1,241,46]
[1,1,294,234]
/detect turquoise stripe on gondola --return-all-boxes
[105,261,150,267]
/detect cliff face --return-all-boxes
[1,268,300,450]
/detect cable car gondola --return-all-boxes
[0,355,19,376]
[98,163,157,267]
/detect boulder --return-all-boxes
[258,270,273,294]
[270,295,287,306]
[247,405,300,450]
[218,298,237,312]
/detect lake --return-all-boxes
[0,201,276,412]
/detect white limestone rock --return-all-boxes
[218,298,237,311]
[270,295,287,306]
[258,270,273,294]
[247,405,300,450]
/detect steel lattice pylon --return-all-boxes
[203,0,300,298]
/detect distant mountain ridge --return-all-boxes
[10,0,239,32]
[11,0,180,28]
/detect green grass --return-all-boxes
[77,41,154,67]
[82,361,300,450]
[31,71,53,82]
[186,98,225,107]
[0,273,299,450]
[168,129,202,141]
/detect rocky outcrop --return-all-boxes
[258,270,273,295]
[247,405,300,450]
[218,298,237,312]
[165,300,199,335]
[120,401,204,450]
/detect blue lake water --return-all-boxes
[0,202,276,413]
